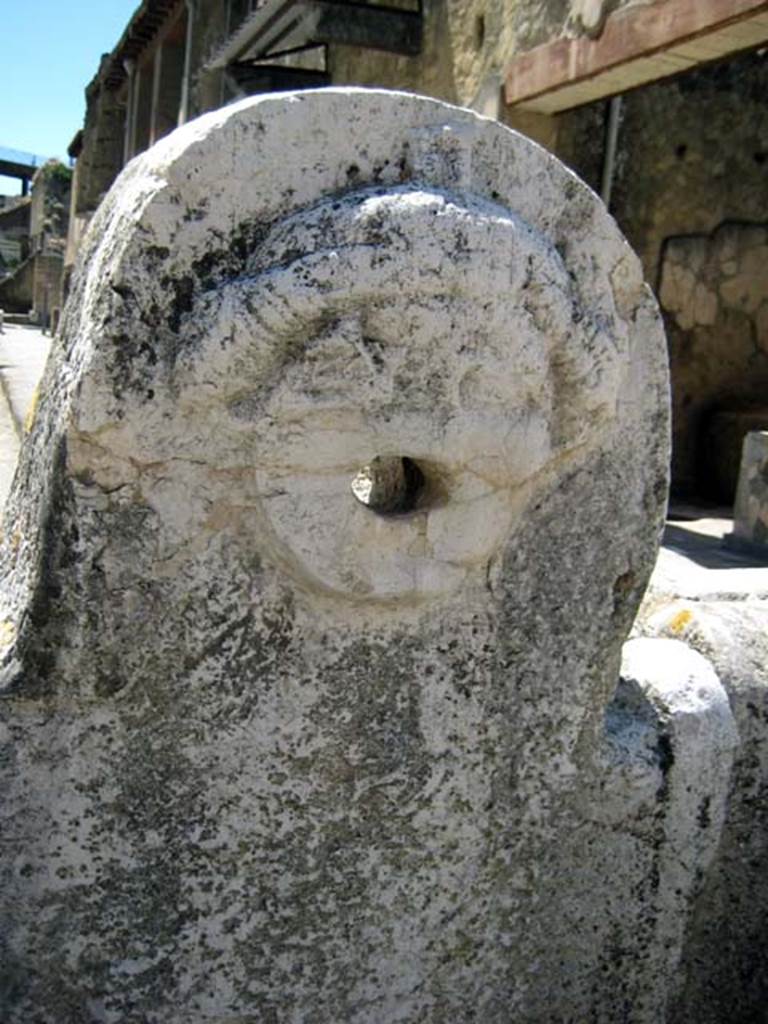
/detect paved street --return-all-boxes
[654,507,768,601]
[0,328,765,600]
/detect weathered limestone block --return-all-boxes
[0,89,671,1022]
[704,409,768,505]
[592,638,738,1021]
[728,430,768,554]
[638,600,768,1024]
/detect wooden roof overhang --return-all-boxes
[102,0,183,90]
[505,0,768,113]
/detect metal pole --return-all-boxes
[123,60,136,165]
[600,95,622,211]
[179,0,197,126]
[150,45,164,146]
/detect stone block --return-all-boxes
[726,429,768,555]
[703,407,768,503]
[591,637,738,1021]
[637,599,768,1024]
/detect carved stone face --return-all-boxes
[0,93,670,1024]
[169,186,626,603]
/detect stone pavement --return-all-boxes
[0,323,765,602]
[0,323,51,508]
[652,503,768,602]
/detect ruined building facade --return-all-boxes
[0,161,71,325]
[67,0,768,500]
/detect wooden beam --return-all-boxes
[505,0,768,112]
[103,0,181,89]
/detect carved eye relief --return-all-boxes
[351,455,426,516]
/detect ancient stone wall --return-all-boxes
[29,162,71,252]
[188,0,230,116]
[556,50,768,496]
[0,198,31,245]
[0,255,33,313]
[557,51,768,283]
[31,252,64,324]
[74,62,127,218]
[659,222,768,498]
[328,0,513,111]
[611,52,768,286]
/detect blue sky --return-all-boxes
[1,0,139,195]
